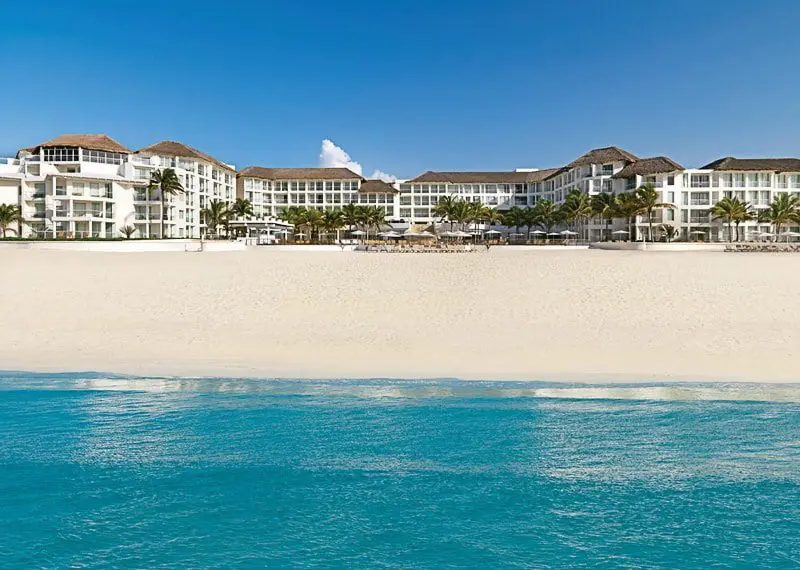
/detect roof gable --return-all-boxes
[21,134,131,155]
[137,141,232,171]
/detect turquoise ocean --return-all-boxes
[1,373,798,568]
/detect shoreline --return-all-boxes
[3,248,800,385]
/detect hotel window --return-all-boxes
[333,182,341,191]
[486,185,497,194]
[734,173,745,187]
[690,175,710,188]
[667,191,675,203]
[499,184,510,192]
[777,174,787,188]
[84,150,124,165]
[791,175,800,189]
[667,175,675,186]
[43,147,79,162]
[602,164,613,175]
[665,209,674,221]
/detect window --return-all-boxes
[667,191,675,203]
[43,147,79,162]
[84,149,124,165]
[734,173,745,187]
[602,164,613,175]
[667,175,675,186]
[665,209,674,221]
[690,175,710,188]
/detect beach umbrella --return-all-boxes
[350,230,365,236]
[560,230,577,236]
[453,231,472,238]
[689,231,706,235]
[484,230,501,235]
[531,230,546,235]
[547,232,561,236]
[612,230,629,235]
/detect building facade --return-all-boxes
[3,135,800,241]
[0,135,236,239]
[236,167,399,221]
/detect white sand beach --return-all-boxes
[1,247,799,383]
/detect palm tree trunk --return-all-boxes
[160,192,166,239]
[648,210,654,243]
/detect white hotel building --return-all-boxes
[237,167,399,220]
[0,135,236,238]
[3,136,800,242]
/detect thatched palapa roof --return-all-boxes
[137,141,233,171]
[238,167,362,181]
[20,134,131,155]
[612,157,684,179]
[565,146,638,168]
[700,157,800,172]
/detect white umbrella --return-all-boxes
[484,230,501,235]
[612,230,629,235]
[758,232,775,237]
[531,230,546,235]
[350,230,365,236]
[780,231,800,236]
[547,232,561,236]
[453,231,472,238]
[560,230,577,236]
[690,231,707,235]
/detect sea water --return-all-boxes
[1,374,798,568]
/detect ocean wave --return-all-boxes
[1,373,799,402]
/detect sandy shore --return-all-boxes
[1,247,799,383]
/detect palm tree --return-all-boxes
[201,199,229,238]
[561,189,593,240]
[148,168,184,239]
[119,225,137,239]
[0,204,23,238]
[761,192,800,239]
[363,206,386,239]
[591,192,616,241]
[659,224,678,243]
[613,192,643,240]
[449,200,471,232]
[228,198,255,237]
[321,210,345,243]
[710,197,737,243]
[341,203,361,234]
[635,183,675,242]
[503,206,526,239]
[732,200,754,242]
[522,207,537,240]
[432,195,458,231]
[480,206,504,230]
[531,200,560,236]
[303,208,324,242]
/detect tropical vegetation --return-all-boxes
[0,204,23,237]
[148,168,185,238]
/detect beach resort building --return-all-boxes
[398,169,559,224]
[0,135,146,238]
[237,167,400,221]
[0,135,236,239]
[133,141,237,238]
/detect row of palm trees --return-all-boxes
[279,204,387,242]
[710,193,800,242]
[431,183,672,241]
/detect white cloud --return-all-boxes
[371,169,397,183]
[319,139,362,176]
[318,139,398,181]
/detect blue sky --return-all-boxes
[2,0,799,178]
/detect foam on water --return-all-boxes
[1,371,799,402]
